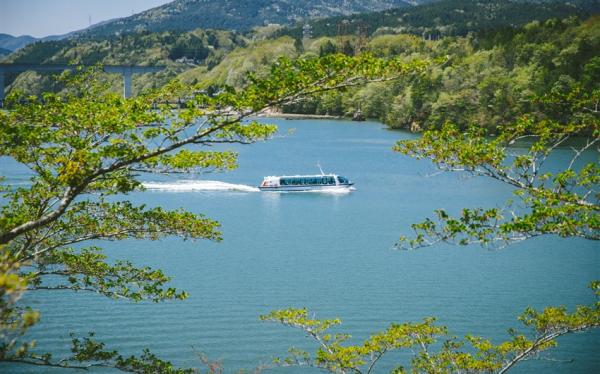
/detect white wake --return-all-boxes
[142,180,259,192]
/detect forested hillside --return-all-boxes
[283,16,600,131]
[79,0,414,37]
[2,0,598,132]
[282,0,599,39]
[2,29,247,96]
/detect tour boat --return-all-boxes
[258,173,354,192]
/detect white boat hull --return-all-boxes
[258,172,354,192]
[258,184,353,192]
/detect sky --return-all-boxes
[0,0,173,38]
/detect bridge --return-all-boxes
[0,63,165,103]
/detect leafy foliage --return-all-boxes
[394,84,599,249]
[263,13,599,374]
[3,331,197,373]
[0,54,424,370]
[0,250,40,364]
[262,285,600,373]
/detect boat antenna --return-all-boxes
[317,162,325,175]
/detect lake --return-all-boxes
[3,118,599,373]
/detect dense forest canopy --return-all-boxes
[281,0,600,40]
[283,16,600,132]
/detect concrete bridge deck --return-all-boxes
[0,63,165,102]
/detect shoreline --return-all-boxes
[257,112,343,120]
[256,109,344,120]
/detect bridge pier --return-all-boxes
[123,68,133,98]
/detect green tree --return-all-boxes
[294,37,305,54]
[0,55,426,371]
[169,34,210,61]
[320,40,338,57]
[262,293,599,373]
[394,86,598,248]
[263,82,599,372]
[340,40,355,57]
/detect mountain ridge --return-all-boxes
[281,0,600,39]
[78,0,418,37]
[0,31,79,52]
[1,0,430,51]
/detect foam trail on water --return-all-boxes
[142,180,259,192]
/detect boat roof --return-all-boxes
[263,174,339,179]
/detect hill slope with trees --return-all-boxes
[78,0,415,37]
[282,0,600,40]
[2,29,247,96]
[283,16,600,132]
[2,0,598,122]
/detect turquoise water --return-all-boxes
[3,118,599,373]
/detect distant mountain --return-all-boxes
[0,31,77,52]
[0,47,12,58]
[0,34,38,51]
[79,0,418,36]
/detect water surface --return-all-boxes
[3,118,599,373]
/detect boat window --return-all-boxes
[270,176,346,186]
